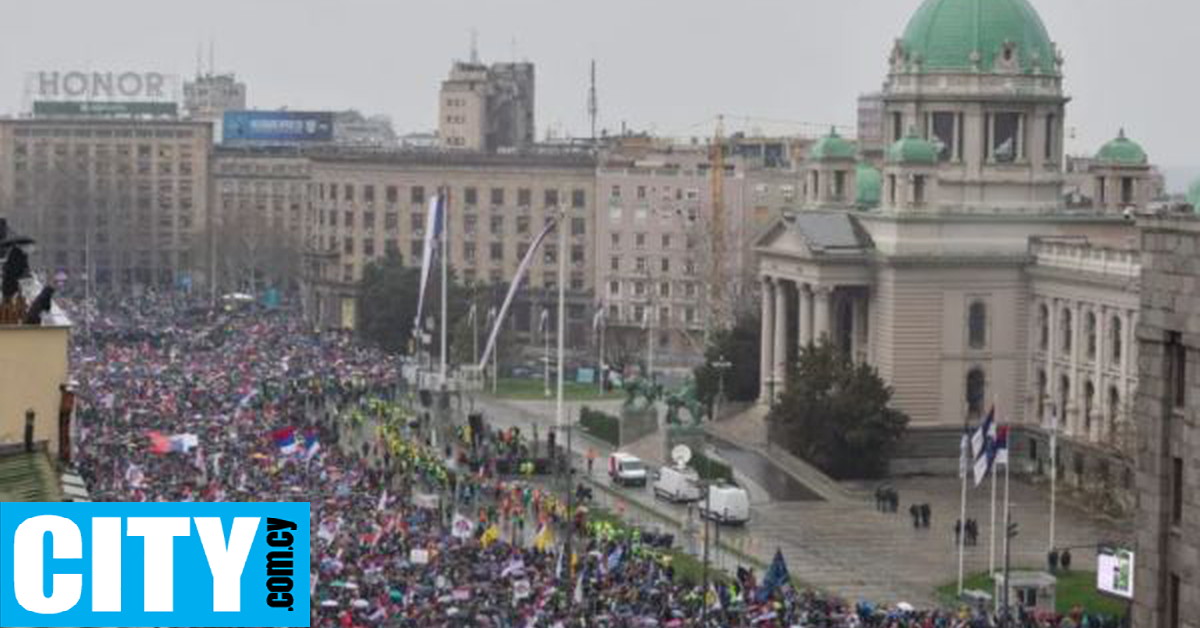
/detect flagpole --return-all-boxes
[439,187,449,386]
[1049,402,1058,553]
[958,427,968,596]
[543,308,550,398]
[471,302,478,368]
[597,309,605,396]
[990,449,997,576]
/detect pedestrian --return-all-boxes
[1062,548,1072,571]
[920,503,931,529]
[910,504,920,529]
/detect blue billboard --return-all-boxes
[222,110,333,143]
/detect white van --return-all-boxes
[700,484,750,525]
[608,452,648,487]
[653,465,702,502]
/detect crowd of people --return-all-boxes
[66,295,1125,627]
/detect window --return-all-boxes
[1061,309,1073,353]
[490,242,503,261]
[660,258,670,273]
[517,188,532,207]
[363,238,375,257]
[1111,316,1123,363]
[610,256,620,271]
[634,282,645,296]
[968,301,987,349]
[991,112,1021,163]
[931,111,957,161]
[966,368,986,418]
[1044,114,1056,161]
[609,281,620,296]
[685,282,696,298]
[386,185,398,203]
[343,237,354,254]
[363,211,375,230]
[571,245,584,264]
[660,282,670,298]
[490,187,504,206]
[913,175,926,204]
[1098,177,1107,205]
[1168,331,1187,410]
[610,185,621,199]
[661,234,671,248]
[572,217,586,236]
[636,186,646,200]
[636,233,646,248]
[411,213,425,233]
[1173,457,1184,526]
[385,239,398,257]
[344,184,354,201]
[544,189,559,207]
[834,170,846,199]
[572,189,586,208]
[490,216,504,235]
[635,257,647,273]
[892,112,903,142]
[464,215,477,235]
[1039,304,1050,351]
[385,212,398,230]
[888,175,897,206]
[411,186,425,204]
[517,216,530,234]
[1121,177,1134,206]
[364,185,375,202]
[344,211,354,228]
[463,187,478,206]
[1169,573,1181,628]
[543,245,556,264]
[1086,312,1097,360]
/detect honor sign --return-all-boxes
[29,71,178,102]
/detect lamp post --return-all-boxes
[712,355,733,419]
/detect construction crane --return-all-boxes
[708,115,727,334]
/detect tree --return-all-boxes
[693,311,761,410]
[356,252,472,357]
[450,282,517,371]
[766,342,909,479]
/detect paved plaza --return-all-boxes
[473,394,1134,606]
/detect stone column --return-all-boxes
[851,292,867,363]
[759,277,775,404]
[1044,298,1057,426]
[774,279,789,397]
[813,286,833,343]
[1122,311,1136,418]
[798,283,813,350]
[1094,305,1108,442]
[1069,300,1083,437]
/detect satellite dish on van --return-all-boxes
[671,445,692,468]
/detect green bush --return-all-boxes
[690,451,735,484]
[580,406,619,446]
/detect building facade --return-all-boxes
[752,0,1180,508]
[1134,215,1199,628]
[303,149,596,346]
[183,72,247,142]
[438,60,535,152]
[0,118,212,292]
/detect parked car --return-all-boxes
[608,452,648,487]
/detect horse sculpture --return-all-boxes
[622,377,663,410]
[664,378,706,427]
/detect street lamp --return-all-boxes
[712,355,733,419]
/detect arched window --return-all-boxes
[968,301,988,349]
[1058,374,1071,430]
[1108,386,1121,428]
[1086,311,1097,361]
[1084,380,1096,434]
[1061,309,1073,353]
[966,368,986,418]
[1111,316,1123,363]
[1038,304,1049,351]
[1036,369,1047,421]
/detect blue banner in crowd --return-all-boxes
[0,502,310,627]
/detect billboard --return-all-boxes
[223,110,334,143]
[1096,546,1135,600]
[33,101,177,117]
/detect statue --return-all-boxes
[622,377,663,410]
[664,378,706,427]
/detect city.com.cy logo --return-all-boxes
[0,502,309,627]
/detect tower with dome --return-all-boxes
[753,0,1167,510]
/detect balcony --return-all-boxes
[1029,238,1140,279]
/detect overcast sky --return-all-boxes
[1,0,1196,189]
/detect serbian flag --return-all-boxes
[272,426,298,455]
[992,424,1010,467]
[147,431,171,455]
[303,430,321,461]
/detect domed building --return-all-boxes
[755,0,1151,505]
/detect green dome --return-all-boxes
[1187,178,1200,211]
[1095,129,1148,166]
[901,0,1057,74]
[886,130,939,165]
[810,128,856,161]
[856,162,882,208]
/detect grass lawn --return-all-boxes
[937,570,1128,618]
[492,377,624,401]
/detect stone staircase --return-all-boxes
[889,427,966,476]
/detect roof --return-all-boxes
[887,131,940,165]
[1095,129,1148,166]
[856,162,882,208]
[900,0,1057,75]
[756,211,873,257]
[809,128,856,162]
[0,449,62,502]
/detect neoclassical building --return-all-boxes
[755,0,1164,494]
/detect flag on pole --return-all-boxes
[480,524,501,548]
[756,549,791,602]
[478,218,559,370]
[539,308,550,332]
[971,407,995,461]
[592,307,605,333]
[972,406,997,487]
[993,424,1010,466]
[414,194,446,330]
[467,302,477,325]
[533,523,554,552]
[959,430,970,480]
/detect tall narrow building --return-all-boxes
[438,59,534,152]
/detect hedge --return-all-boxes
[689,451,735,484]
[579,405,620,446]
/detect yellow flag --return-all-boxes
[533,524,554,552]
[481,524,501,548]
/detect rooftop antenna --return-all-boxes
[208,38,215,76]
[470,28,479,64]
[587,60,598,145]
[195,43,202,77]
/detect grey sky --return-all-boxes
[1,0,1196,188]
